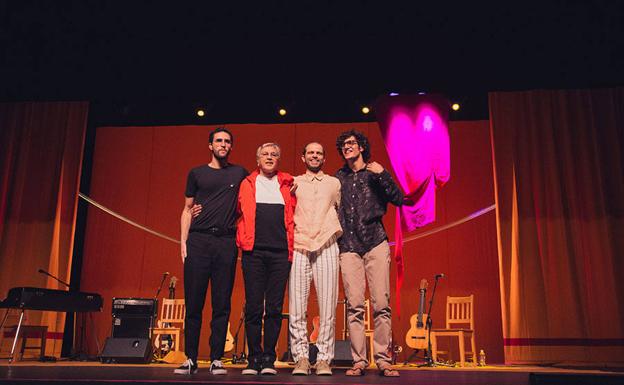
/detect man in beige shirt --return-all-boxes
[289,142,342,376]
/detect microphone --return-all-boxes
[435,273,446,279]
[37,268,70,288]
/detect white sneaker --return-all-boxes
[209,359,227,375]
[174,358,198,375]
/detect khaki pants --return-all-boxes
[339,241,392,368]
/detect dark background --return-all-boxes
[1,1,623,124]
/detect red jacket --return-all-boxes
[236,170,296,260]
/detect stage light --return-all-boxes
[362,106,370,114]
[389,92,399,96]
[451,103,460,111]
[196,109,205,117]
[279,108,287,116]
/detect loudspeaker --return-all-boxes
[309,340,353,365]
[333,340,353,366]
[100,337,152,364]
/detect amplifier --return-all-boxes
[112,298,157,317]
[111,298,157,339]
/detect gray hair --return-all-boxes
[256,142,281,160]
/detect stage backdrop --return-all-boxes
[80,120,504,363]
[0,101,89,357]
[489,87,624,365]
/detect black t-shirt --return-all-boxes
[185,164,248,232]
[255,204,287,250]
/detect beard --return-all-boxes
[212,148,230,160]
[306,163,322,173]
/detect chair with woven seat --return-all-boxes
[151,299,185,359]
[430,294,476,367]
[364,299,374,364]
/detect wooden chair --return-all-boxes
[364,299,374,364]
[340,299,374,364]
[0,309,48,361]
[430,295,476,367]
[151,299,185,358]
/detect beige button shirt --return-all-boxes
[293,170,342,252]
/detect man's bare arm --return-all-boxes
[180,196,195,263]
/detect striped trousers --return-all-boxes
[288,235,339,362]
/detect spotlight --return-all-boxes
[451,103,460,111]
[196,109,205,117]
[362,106,370,114]
[389,92,399,96]
[279,108,287,116]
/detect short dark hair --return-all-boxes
[209,127,234,145]
[336,130,371,162]
[302,141,324,156]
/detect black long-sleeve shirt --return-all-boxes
[336,166,404,254]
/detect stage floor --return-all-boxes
[0,361,623,385]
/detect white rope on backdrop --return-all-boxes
[78,193,180,244]
[388,204,496,246]
[79,192,495,246]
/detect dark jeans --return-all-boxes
[242,248,291,363]
[184,232,237,361]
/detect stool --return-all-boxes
[18,325,48,360]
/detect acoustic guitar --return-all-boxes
[405,278,429,350]
[224,322,234,352]
[309,315,320,344]
[154,276,177,353]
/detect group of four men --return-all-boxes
[176,127,404,377]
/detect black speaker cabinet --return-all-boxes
[309,340,353,366]
[100,337,152,364]
[333,340,353,366]
[111,298,156,339]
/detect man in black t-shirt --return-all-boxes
[175,127,248,376]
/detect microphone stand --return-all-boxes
[231,307,247,364]
[418,274,453,367]
[38,269,87,360]
[154,274,168,299]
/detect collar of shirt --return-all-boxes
[305,170,325,182]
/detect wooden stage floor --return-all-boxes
[1,360,623,385]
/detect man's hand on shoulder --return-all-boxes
[190,204,202,218]
[366,161,384,174]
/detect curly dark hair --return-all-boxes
[209,127,234,146]
[336,130,370,162]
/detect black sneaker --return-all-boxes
[174,358,198,375]
[260,356,277,375]
[209,359,227,375]
[242,358,261,375]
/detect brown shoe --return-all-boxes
[292,358,311,375]
[315,360,332,376]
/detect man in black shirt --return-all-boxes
[335,130,403,377]
[175,127,248,375]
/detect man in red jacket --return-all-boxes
[236,142,296,375]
